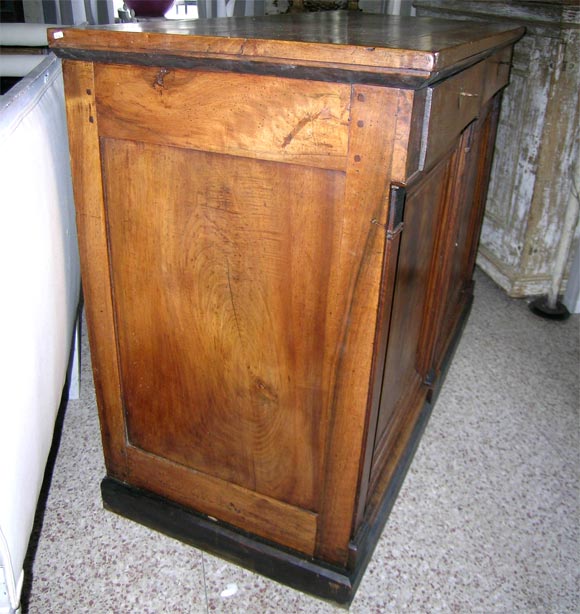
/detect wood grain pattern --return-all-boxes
[125,446,318,555]
[315,85,401,565]
[48,13,524,79]
[95,65,350,170]
[61,60,128,478]
[390,89,416,182]
[57,14,519,594]
[102,139,344,512]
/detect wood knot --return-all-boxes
[253,377,278,404]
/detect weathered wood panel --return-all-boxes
[416,0,580,297]
[95,64,350,170]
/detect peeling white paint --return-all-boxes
[417,1,580,297]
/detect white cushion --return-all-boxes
[0,54,80,612]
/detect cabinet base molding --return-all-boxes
[101,408,427,606]
[477,249,557,298]
[101,477,356,605]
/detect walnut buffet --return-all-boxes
[49,13,524,604]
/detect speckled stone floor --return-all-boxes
[22,269,579,613]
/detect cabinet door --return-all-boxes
[421,96,501,377]
[364,95,501,514]
[366,156,450,501]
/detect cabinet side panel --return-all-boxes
[101,139,344,513]
[61,60,127,477]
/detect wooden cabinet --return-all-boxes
[50,13,523,604]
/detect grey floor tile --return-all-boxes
[23,270,580,613]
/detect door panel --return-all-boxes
[424,99,499,376]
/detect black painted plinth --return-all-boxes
[101,476,355,605]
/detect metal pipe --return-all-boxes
[548,151,580,309]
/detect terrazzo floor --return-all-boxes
[22,269,579,613]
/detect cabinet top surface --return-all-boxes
[49,12,524,77]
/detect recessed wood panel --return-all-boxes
[101,138,345,513]
[94,64,350,170]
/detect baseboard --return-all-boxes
[101,477,355,605]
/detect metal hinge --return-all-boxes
[424,368,436,387]
[371,185,406,239]
[388,185,406,240]
[386,223,404,240]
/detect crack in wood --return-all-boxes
[226,261,243,343]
